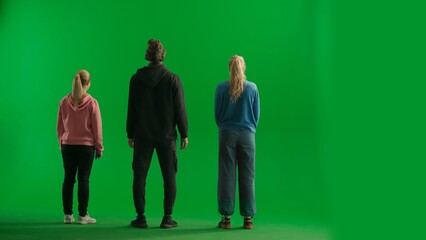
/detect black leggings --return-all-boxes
[61,145,95,216]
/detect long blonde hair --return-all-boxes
[71,70,90,106]
[229,55,246,102]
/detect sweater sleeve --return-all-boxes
[253,86,260,126]
[126,77,135,138]
[172,75,188,139]
[56,102,64,147]
[91,100,104,152]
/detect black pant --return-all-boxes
[61,145,95,216]
[132,140,177,216]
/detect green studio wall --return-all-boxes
[0,0,333,227]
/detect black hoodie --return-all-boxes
[126,63,188,143]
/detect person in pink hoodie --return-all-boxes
[57,70,103,225]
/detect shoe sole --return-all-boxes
[78,221,96,224]
[160,224,177,229]
[218,223,231,229]
[131,223,148,228]
[243,225,253,229]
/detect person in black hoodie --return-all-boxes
[127,39,188,229]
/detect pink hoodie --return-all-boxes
[57,94,104,152]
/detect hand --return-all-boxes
[128,138,135,148]
[180,138,188,150]
[95,150,102,159]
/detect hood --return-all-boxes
[66,94,94,111]
[134,63,168,88]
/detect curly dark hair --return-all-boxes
[145,39,166,62]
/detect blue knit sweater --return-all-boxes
[215,80,260,133]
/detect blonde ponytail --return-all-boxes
[71,70,90,106]
[229,55,246,102]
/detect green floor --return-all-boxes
[0,213,330,240]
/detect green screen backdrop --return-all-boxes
[4,1,426,240]
[0,0,330,218]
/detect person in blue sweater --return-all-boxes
[215,55,260,229]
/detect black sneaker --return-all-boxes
[130,215,148,228]
[160,215,178,228]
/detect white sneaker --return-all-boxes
[64,214,74,224]
[77,214,96,224]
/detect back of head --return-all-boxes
[71,70,90,106]
[145,39,166,63]
[228,55,246,102]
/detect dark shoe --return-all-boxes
[130,216,148,228]
[160,215,178,228]
[243,217,253,229]
[218,217,231,229]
